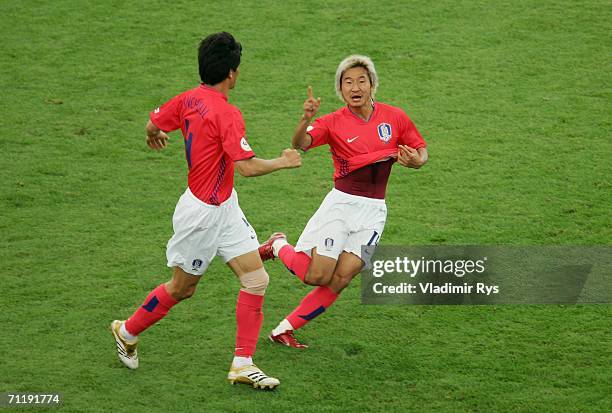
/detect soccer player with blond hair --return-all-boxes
[260,55,428,348]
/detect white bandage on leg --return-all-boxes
[239,268,269,296]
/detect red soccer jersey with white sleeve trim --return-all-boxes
[150,85,255,206]
[306,102,426,180]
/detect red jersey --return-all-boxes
[150,85,255,206]
[306,103,426,199]
[306,102,426,180]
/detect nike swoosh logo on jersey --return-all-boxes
[347,136,359,143]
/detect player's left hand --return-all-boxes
[397,145,424,168]
[146,131,170,151]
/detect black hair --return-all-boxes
[198,32,242,85]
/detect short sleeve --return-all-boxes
[398,112,427,149]
[150,94,182,132]
[221,110,255,161]
[305,115,332,149]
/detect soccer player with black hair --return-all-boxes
[111,32,301,389]
[260,55,428,348]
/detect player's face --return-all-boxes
[341,66,372,108]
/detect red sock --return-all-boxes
[286,286,339,330]
[235,291,264,357]
[278,244,311,282]
[124,284,179,336]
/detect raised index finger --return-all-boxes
[307,85,314,99]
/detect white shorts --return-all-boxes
[295,188,387,261]
[166,188,259,275]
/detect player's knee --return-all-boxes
[240,267,269,295]
[180,284,197,300]
[329,272,352,293]
[166,281,197,301]
[305,268,333,286]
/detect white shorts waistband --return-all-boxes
[330,188,386,205]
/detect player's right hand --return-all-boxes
[146,131,170,151]
[281,148,302,169]
[302,86,321,122]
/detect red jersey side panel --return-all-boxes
[150,85,255,206]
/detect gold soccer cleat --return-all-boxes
[227,364,280,390]
[111,320,139,369]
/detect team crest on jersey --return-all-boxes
[240,137,252,151]
[324,237,334,251]
[377,123,392,143]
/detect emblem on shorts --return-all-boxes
[377,123,392,143]
[192,259,203,271]
[324,237,334,251]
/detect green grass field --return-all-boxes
[1,1,611,412]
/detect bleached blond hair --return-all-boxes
[335,55,379,101]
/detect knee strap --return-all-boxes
[239,267,269,296]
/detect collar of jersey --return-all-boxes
[199,84,228,101]
[345,102,376,123]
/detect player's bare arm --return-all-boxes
[292,86,321,151]
[145,120,170,151]
[398,145,428,169]
[235,148,301,177]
